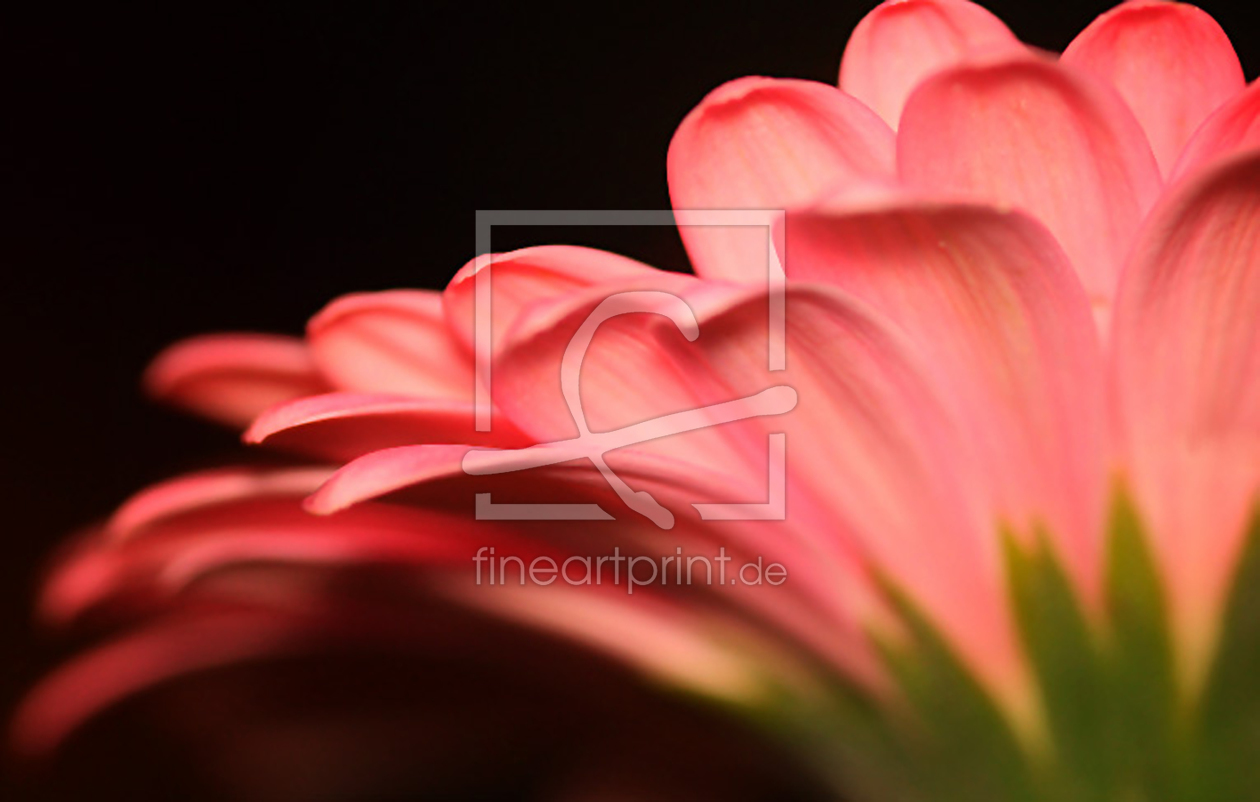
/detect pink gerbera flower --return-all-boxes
[16,1,1260,799]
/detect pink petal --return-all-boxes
[118,507,497,600]
[669,283,1027,708]
[667,77,895,282]
[106,466,334,543]
[245,392,531,461]
[144,334,332,428]
[307,290,474,398]
[1113,151,1260,678]
[1171,81,1260,181]
[783,200,1106,597]
[306,443,759,519]
[443,246,678,354]
[1061,0,1244,177]
[898,56,1163,307]
[839,0,1025,129]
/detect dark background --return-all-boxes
[3,1,1255,798]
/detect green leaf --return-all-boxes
[1191,507,1260,801]
[874,580,1041,802]
[1101,488,1182,801]
[1004,529,1109,800]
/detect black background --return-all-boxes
[3,1,1256,798]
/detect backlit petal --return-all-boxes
[307,290,473,398]
[784,200,1106,596]
[668,77,894,282]
[898,57,1163,305]
[1113,151,1260,680]
[840,0,1024,129]
[1062,0,1244,176]
[443,246,675,354]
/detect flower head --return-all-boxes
[17,2,1260,799]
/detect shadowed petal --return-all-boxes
[1062,0,1244,176]
[13,582,803,762]
[898,57,1163,306]
[839,0,1024,129]
[668,77,894,282]
[442,581,795,707]
[144,334,332,428]
[308,443,890,690]
[46,481,484,625]
[11,610,328,757]
[106,466,334,543]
